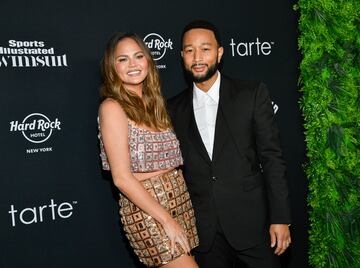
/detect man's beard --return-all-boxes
[185,61,218,83]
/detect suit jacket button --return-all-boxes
[211,176,217,181]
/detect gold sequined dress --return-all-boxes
[99,121,199,267]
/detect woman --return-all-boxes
[98,32,199,268]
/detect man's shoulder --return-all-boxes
[221,74,263,92]
[167,88,190,109]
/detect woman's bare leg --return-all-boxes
[161,254,198,268]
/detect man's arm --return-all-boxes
[253,83,291,254]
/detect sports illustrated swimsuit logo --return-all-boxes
[230,37,275,57]
[143,33,174,69]
[8,198,78,227]
[0,40,68,68]
[9,113,61,154]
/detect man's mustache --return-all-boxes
[191,63,208,68]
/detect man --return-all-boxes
[167,20,291,268]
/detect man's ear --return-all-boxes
[181,50,184,58]
[217,46,224,63]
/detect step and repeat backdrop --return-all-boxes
[0,0,307,267]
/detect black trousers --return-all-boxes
[193,223,281,268]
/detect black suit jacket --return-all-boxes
[167,75,291,252]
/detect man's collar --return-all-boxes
[193,71,221,103]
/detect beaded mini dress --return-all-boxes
[99,120,199,267]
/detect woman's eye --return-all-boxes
[119,58,127,62]
[136,54,144,59]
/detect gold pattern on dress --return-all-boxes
[119,169,199,267]
[98,121,183,173]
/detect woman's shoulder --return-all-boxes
[99,98,127,122]
[100,97,118,108]
[100,98,123,112]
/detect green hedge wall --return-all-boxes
[297,0,360,267]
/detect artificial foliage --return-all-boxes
[296,0,360,267]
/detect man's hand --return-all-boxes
[269,224,291,255]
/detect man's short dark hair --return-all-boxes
[181,20,222,48]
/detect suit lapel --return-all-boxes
[182,75,240,166]
[184,89,212,166]
[212,77,231,164]
[215,75,244,160]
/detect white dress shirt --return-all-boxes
[193,71,221,160]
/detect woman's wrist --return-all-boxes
[158,212,172,225]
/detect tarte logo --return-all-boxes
[230,37,274,57]
[8,198,78,227]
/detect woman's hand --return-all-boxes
[162,216,191,255]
